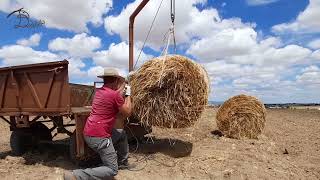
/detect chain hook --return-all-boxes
[170,0,175,24]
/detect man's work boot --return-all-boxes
[64,171,77,180]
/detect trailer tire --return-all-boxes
[30,122,52,142]
[10,130,32,156]
[10,122,52,156]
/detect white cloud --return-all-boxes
[1,0,112,32]
[93,41,153,70]
[296,65,320,85]
[49,33,101,58]
[187,25,311,67]
[226,43,312,67]
[17,33,41,47]
[201,48,319,103]
[272,0,320,34]
[68,58,87,78]
[203,60,283,80]
[233,77,270,88]
[246,0,279,6]
[87,65,128,83]
[0,0,11,12]
[208,62,320,103]
[311,49,320,60]
[302,65,319,73]
[104,0,253,50]
[87,66,104,80]
[0,45,59,66]
[101,1,315,102]
[187,28,258,61]
[255,45,312,66]
[212,78,319,104]
[308,39,320,49]
[1,0,318,103]
[0,45,87,79]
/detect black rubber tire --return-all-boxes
[30,122,52,142]
[10,130,32,156]
[10,122,52,156]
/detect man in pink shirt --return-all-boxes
[65,68,132,180]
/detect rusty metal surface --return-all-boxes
[74,113,97,160]
[0,60,150,160]
[129,0,150,72]
[71,107,92,114]
[0,61,69,71]
[0,61,95,117]
[70,83,94,107]
[0,60,70,116]
[15,115,30,128]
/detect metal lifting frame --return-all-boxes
[129,0,150,72]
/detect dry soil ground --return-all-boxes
[0,108,319,180]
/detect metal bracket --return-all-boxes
[15,115,30,128]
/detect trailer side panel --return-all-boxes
[0,61,70,116]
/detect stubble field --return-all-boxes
[0,108,319,180]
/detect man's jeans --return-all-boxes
[73,129,129,180]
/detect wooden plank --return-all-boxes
[0,107,68,111]
[71,107,92,114]
[0,108,70,117]
[24,72,43,108]
[0,60,68,72]
[75,114,88,157]
[0,74,8,108]
[0,111,69,116]
[44,71,55,108]
[10,70,21,110]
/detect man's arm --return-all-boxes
[119,96,132,117]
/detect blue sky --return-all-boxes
[0,0,319,103]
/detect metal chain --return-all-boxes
[171,0,175,23]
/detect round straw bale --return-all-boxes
[216,94,266,139]
[130,55,209,128]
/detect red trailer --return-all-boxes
[0,0,159,164]
[0,60,150,163]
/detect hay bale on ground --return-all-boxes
[216,94,266,139]
[130,55,209,128]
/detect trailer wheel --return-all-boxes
[10,130,32,156]
[10,122,52,156]
[30,122,52,142]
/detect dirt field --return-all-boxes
[0,108,319,180]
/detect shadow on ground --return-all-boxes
[131,137,193,158]
[0,136,193,171]
[0,138,76,170]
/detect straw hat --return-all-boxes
[97,67,125,80]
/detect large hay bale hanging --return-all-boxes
[130,55,209,128]
[216,94,266,139]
